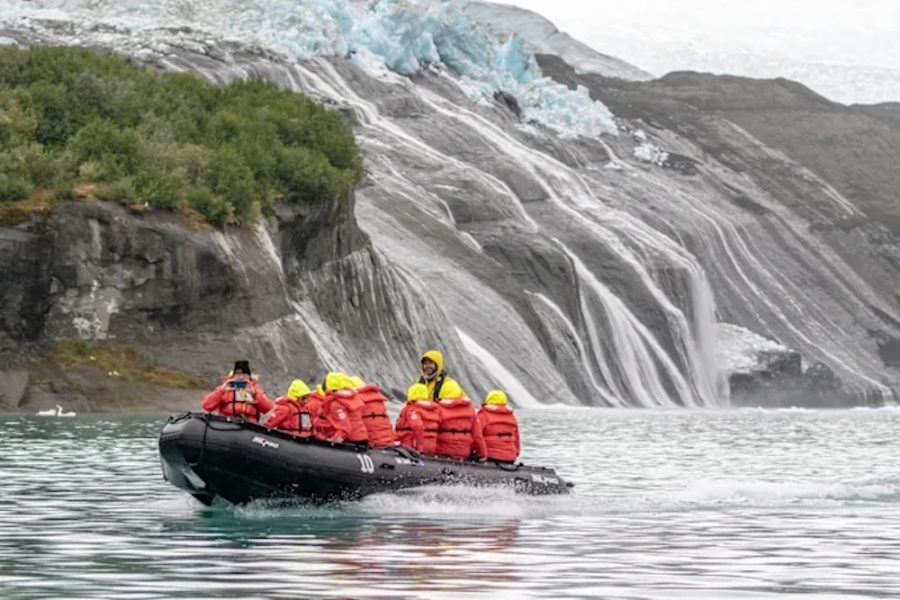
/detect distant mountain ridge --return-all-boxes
[618,44,900,106]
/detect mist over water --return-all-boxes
[3,409,900,598]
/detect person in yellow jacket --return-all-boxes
[416,349,466,401]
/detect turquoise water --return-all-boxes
[2,408,900,598]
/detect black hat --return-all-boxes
[233,360,251,375]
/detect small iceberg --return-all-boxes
[36,404,76,417]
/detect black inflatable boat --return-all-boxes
[159,412,572,504]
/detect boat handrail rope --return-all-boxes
[189,412,211,469]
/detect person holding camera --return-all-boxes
[202,360,273,423]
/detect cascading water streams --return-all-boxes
[3,0,897,405]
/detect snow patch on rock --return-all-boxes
[719,323,789,375]
[633,142,668,166]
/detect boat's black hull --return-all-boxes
[158,413,571,504]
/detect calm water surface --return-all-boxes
[2,408,900,598]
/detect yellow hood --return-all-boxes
[324,371,349,392]
[406,383,429,402]
[348,375,365,388]
[484,389,507,405]
[420,349,444,380]
[286,379,310,400]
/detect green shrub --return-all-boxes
[208,145,257,222]
[26,149,55,187]
[0,173,31,202]
[184,186,232,227]
[0,46,363,225]
[70,119,143,180]
[134,165,184,209]
[0,98,38,143]
[276,146,344,203]
[94,177,137,204]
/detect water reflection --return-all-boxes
[4,410,900,597]
[154,499,524,595]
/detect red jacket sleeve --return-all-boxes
[202,386,225,412]
[476,411,487,434]
[471,414,487,459]
[252,384,273,414]
[265,404,287,429]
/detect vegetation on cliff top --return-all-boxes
[0,46,363,226]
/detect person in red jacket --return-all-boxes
[201,360,273,423]
[395,383,441,454]
[313,372,369,445]
[476,390,520,462]
[435,381,487,461]
[265,379,321,438]
[310,383,326,405]
[349,375,396,448]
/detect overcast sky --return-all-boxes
[492,0,900,104]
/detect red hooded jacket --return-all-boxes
[265,395,322,437]
[435,397,487,460]
[476,404,520,462]
[202,378,273,423]
[395,400,440,454]
[356,384,396,448]
[313,389,369,444]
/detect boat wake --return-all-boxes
[217,473,900,524]
[222,485,593,521]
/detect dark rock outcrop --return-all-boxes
[0,227,54,348]
[0,371,28,408]
[493,90,522,118]
[729,357,873,408]
[0,191,422,412]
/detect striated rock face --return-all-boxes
[1,2,899,409]
[537,56,900,405]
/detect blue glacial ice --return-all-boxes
[1,0,617,137]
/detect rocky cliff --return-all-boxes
[536,57,900,404]
[0,191,446,411]
[1,0,899,411]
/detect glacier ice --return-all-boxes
[0,0,617,137]
[452,0,652,82]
